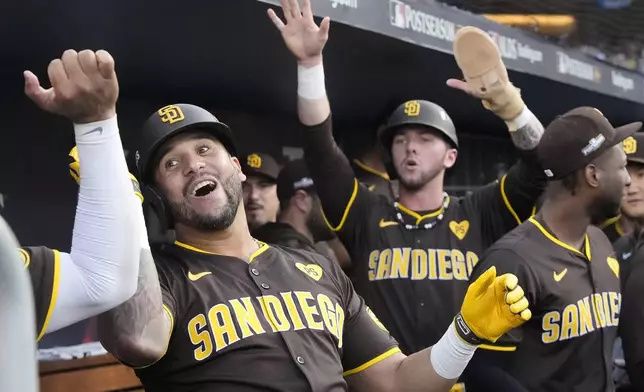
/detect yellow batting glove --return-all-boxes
[68,146,144,204]
[454,266,531,345]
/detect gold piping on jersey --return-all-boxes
[322,178,360,231]
[396,198,450,225]
[500,174,522,225]
[528,217,591,260]
[132,304,176,370]
[479,344,517,352]
[599,215,620,229]
[174,240,270,261]
[353,159,391,181]
[37,249,61,342]
[342,346,401,376]
[19,248,30,268]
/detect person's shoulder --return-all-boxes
[587,225,614,248]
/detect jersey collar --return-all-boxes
[528,216,591,260]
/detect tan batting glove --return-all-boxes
[68,146,143,203]
[454,266,531,344]
[452,26,525,121]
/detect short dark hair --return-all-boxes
[560,172,579,195]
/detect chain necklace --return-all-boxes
[393,192,450,230]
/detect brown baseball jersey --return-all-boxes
[472,215,620,392]
[19,246,60,341]
[302,116,544,354]
[134,241,400,392]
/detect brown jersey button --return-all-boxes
[296,356,305,364]
[251,268,260,276]
[261,283,270,289]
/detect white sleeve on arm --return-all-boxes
[46,116,140,333]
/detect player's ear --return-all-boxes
[293,190,311,213]
[231,156,246,182]
[584,163,601,188]
[443,148,458,169]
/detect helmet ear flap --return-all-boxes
[142,185,174,232]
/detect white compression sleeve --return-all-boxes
[46,116,140,333]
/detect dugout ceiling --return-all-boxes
[0,0,642,138]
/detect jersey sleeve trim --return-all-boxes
[36,249,61,342]
[342,346,401,377]
[321,178,359,231]
[499,174,521,225]
[131,303,176,370]
[479,344,517,352]
[19,248,30,268]
[353,159,390,181]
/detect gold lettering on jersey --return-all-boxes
[186,292,345,361]
[368,247,480,281]
[188,314,214,361]
[229,298,266,338]
[541,292,621,344]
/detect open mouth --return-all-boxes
[191,180,217,197]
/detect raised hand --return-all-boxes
[24,49,119,124]
[267,0,330,67]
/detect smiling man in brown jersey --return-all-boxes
[267,0,546,387]
[472,107,640,392]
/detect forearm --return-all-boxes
[506,106,544,151]
[394,325,474,392]
[298,61,360,229]
[49,117,139,332]
[97,208,170,366]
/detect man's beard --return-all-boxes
[588,193,622,226]
[168,173,242,231]
[398,166,443,192]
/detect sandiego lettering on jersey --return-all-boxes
[134,242,400,392]
[187,292,345,360]
[367,247,479,281]
[472,215,620,392]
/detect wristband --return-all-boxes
[430,320,478,380]
[506,106,533,132]
[297,63,326,100]
[453,312,485,345]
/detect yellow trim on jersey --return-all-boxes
[615,221,625,237]
[19,248,30,268]
[342,346,402,377]
[479,344,517,352]
[174,240,269,262]
[528,217,591,260]
[132,304,176,370]
[499,174,521,225]
[600,215,620,229]
[322,178,359,232]
[37,249,61,342]
[353,159,390,181]
[530,205,537,217]
[397,197,451,225]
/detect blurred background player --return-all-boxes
[602,133,644,243]
[253,158,342,263]
[241,151,281,232]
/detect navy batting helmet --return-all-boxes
[378,100,458,179]
[134,103,237,230]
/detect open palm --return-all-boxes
[268,0,330,65]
